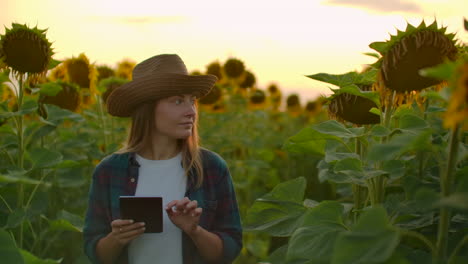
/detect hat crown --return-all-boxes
[132,54,188,79]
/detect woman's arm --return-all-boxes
[187,225,223,263]
[95,219,146,264]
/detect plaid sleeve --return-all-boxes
[83,161,113,264]
[211,158,243,263]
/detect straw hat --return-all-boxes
[106,54,217,117]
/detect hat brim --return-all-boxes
[106,73,218,117]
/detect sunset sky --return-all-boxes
[2,0,467,103]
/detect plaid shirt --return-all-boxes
[83,148,242,264]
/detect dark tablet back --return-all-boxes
[119,196,163,233]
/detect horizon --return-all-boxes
[2,0,467,104]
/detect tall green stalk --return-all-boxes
[14,74,26,248]
[435,124,460,262]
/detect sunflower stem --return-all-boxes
[448,234,468,264]
[435,124,460,262]
[14,73,26,249]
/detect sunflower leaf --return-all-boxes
[419,61,456,81]
[39,82,62,96]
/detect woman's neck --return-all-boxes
[137,136,180,160]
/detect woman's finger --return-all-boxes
[191,207,202,217]
[119,224,146,239]
[184,200,198,213]
[175,197,190,212]
[111,219,134,228]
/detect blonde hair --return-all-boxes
[116,100,204,188]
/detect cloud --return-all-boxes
[87,16,188,25]
[324,0,422,14]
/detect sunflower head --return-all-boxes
[223,58,245,79]
[62,53,97,106]
[116,59,136,80]
[249,89,266,110]
[286,94,302,116]
[98,77,129,104]
[97,65,115,82]
[328,90,380,125]
[240,71,256,89]
[370,20,458,93]
[48,63,66,81]
[199,84,222,105]
[206,61,223,80]
[38,80,81,112]
[307,70,380,125]
[0,23,56,79]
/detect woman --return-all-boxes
[83,54,242,264]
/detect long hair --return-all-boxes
[116,100,204,188]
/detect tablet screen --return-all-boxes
[119,196,163,233]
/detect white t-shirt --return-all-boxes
[128,152,186,264]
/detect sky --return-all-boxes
[2,0,467,103]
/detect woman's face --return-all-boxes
[153,94,197,140]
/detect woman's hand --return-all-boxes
[109,219,146,246]
[165,197,203,236]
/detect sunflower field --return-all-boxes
[0,19,467,264]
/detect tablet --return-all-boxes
[119,196,163,233]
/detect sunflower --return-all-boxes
[327,86,380,125]
[199,84,222,105]
[305,96,325,117]
[38,80,81,112]
[370,20,458,95]
[267,84,282,111]
[97,65,115,82]
[63,53,97,106]
[286,94,302,116]
[98,77,129,104]
[206,61,223,81]
[240,71,256,89]
[307,70,381,125]
[0,23,56,81]
[116,59,136,80]
[248,89,266,110]
[224,58,245,79]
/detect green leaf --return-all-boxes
[287,201,346,263]
[436,193,468,211]
[0,100,37,119]
[28,148,63,169]
[0,229,24,264]
[0,170,45,185]
[314,120,364,138]
[465,17,468,31]
[332,206,399,264]
[283,126,343,156]
[399,114,429,132]
[333,85,380,107]
[266,244,288,264]
[419,60,456,81]
[325,152,360,163]
[49,210,84,232]
[382,160,406,181]
[363,52,381,59]
[369,41,388,55]
[21,249,61,264]
[370,107,381,116]
[244,178,307,236]
[47,59,61,70]
[5,208,27,229]
[263,177,307,203]
[367,132,430,162]
[370,125,391,137]
[39,82,62,96]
